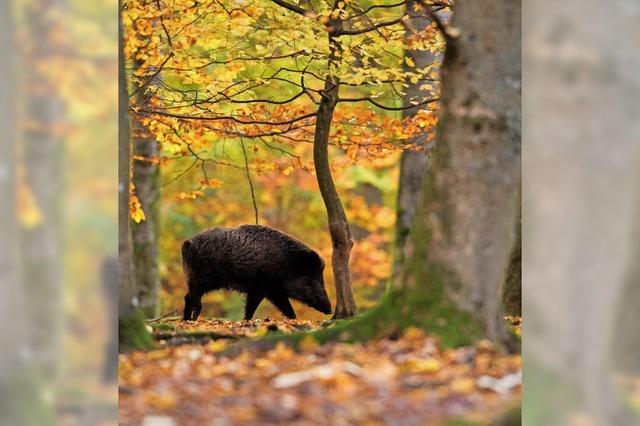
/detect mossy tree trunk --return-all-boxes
[398,0,521,347]
[295,0,521,350]
[119,5,153,351]
[131,57,160,318]
[393,1,441,278]
[400,0,521,343]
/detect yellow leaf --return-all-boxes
[413,358,441,373]
[252,327,269,338]
[17,182,42,228]
[130,194,146,223]
[451,377,476,394]
[207,340,228,353]
[405,56,415,67]
[403,326,425,341]
[299,334,319,352]
[282,166,295,176]
[146,391,176,410]
[207,178,223,188]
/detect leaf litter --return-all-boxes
[119,318,521,425]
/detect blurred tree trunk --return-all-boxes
[131,62,160,317]
[118,4,153,351]
[22,0,64,379]
[393,1,440,279]
[0,0,28,381]
[0,2,51,423]
[523,0,638,423]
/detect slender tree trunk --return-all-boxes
[118,4,153,351]
[393,1,441,280]
[22,0,64,379]
[131,75,160,318]
[119,8,136,320]
[313,29,357,319]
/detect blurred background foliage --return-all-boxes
[158,138,399,319]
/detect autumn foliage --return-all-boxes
[122,0,446,316]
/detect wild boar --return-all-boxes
[181,224,332,320]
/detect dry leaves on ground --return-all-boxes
[120,319,521,425]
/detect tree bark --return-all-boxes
[0,3,51,423]
[131,75,160,318]
[401,0,522,346]
[393,1,440,281]
[22,0,64,379]
[0,0,28,380]
[118,4,153,351]
[119,7,136,320]
[313,29,357,319]
[310,0,521,348]
[502,193,521,316]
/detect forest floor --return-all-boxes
[119,317,522,426]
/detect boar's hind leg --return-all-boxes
[244,292,264,320]
[191,294,203,320]
[267,292,296,319]
[183,293,194,321]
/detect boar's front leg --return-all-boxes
[244,292,264,320]
[183,292,203,321]
[182,293,193,321]
[266,291,297,319]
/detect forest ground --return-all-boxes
[119,317,521,425]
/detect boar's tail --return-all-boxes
[181,239,193,262]
[181,240,194,289]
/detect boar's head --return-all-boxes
[287,251,332,315]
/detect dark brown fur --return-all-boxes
[182,224,332,320]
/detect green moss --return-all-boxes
[523,361,580,426]
[150,322,176,332]
[438,404,520,426]
[119,309,154,352]
[398,170,484,347]
[0,369,53,426]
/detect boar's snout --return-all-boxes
[320,299,332,314]
[315,290,332,314]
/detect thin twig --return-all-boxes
[240,139,259,224]
[146,311,178,322]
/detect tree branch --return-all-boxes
[240,139,259,225]
[271,0,307,16]
[338,16,405,36]
[337,96,439,111]
[136,108,317,126]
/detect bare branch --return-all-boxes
[338,96,439,111]
[240,139,259,224]
[338,16,405,36]
[136,108,316,126]
[271,0,307,16]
